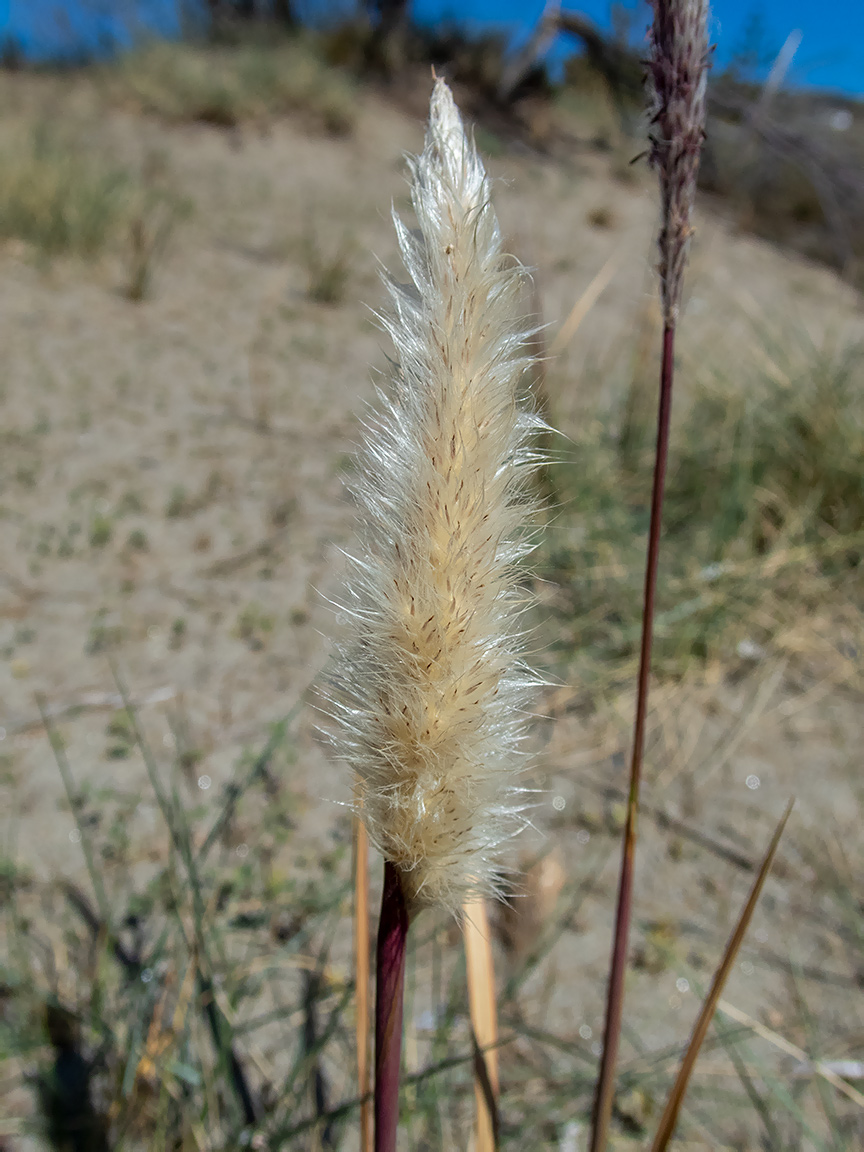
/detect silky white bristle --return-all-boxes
[328,79,544,914]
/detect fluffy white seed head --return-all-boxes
[329,79,543,915]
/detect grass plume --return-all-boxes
[648,0,710,326]
[330,78,543,917]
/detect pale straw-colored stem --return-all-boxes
[464,896,500,1151]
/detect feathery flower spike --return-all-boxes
[331,77,542,918]
[647,0,710,325]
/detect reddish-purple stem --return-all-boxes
[375,861,410,1152]
[590,323,676,1152]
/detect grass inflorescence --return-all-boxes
[330,79,544,917]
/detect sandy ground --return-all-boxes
[1,70,862,1149]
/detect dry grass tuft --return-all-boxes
[542,331,864,694]
[301,224,356,306]
[0,125,127,258]
[110,37,357,135]
[0,119,186,272]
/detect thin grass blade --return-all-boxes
[650,798,794,1152]
[198,707,298,861]
[717,998,864,1110]
[37,694,110,923]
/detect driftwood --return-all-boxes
[499,5,642,103]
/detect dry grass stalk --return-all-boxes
[649,800,794,1151]
[495,850,566,962]
[548,248,624,357]
[590,4,710,1150]
[464,897,500,1151]
[328,77,542,1150]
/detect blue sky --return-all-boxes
[406,1,864,96]
[3,3,862,95]
[0,1,197,59]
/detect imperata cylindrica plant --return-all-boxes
[329,77,543,1150]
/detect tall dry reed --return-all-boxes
[590,3,710,1149]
